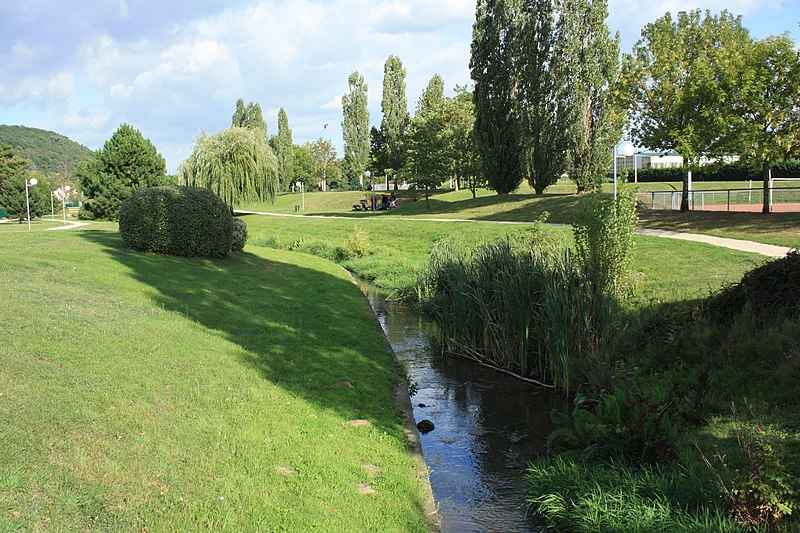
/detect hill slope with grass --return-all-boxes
[0,125,94,174]
[0,225,431,531]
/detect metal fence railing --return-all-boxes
[637,187,800,212]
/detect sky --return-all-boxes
[1,0,799,173]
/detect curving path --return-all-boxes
[237,210,794,259]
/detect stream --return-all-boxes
[359,282,568,532]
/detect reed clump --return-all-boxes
[416,235,611,392]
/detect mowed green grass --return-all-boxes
[241,213,764,304]
[0,227,431,531]
[238,180,800,248]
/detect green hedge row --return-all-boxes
[629,160,800,183]
[119,186,246,258]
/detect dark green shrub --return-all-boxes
[119,186,234,258]
[629,160,800,183]
[231,217,247,252]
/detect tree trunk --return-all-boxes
[762,165,771,214]
[680,168,690,212]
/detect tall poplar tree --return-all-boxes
[379,55,409,173]
[342,71,370,188]
[416,74,445,118]
[232,99,268,135]
[273,108,294,190]
[516,0,571,195]
[471,0,523,195]
[557,0,623,193]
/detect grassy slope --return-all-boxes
[0,226,430,532]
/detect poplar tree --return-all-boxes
[380,55,409,172]
[557,0,623,193]
[273,108,294,190]
[416,74,445,118]
[516,0,570,195]
[470,0,523,194]
[232,99,267,135]
[342,71,370,189]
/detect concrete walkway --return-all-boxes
[47,220,90,231]
[238,210,793,259]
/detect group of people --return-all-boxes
[353,192,399,211]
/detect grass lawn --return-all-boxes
[0,226,432,531]
[241,213,765,304]
[237,179,800,248]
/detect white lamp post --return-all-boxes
[25,177,38,229]
[364,171,373,210]
[615,143,635,200]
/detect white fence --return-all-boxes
[637,187,800,212]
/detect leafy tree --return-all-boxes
[342,71,370,189]
[447,87,485,198]
[405,107,448,207]
[470,0,524,194]
[516,0,571,195]
[370,126,391,178]
[78,123,167,220]
[557,0,624,193]
[179,127,278,209]
[624,10,752,211]
[271,108,294,191]
[232,99,268,134]
[292,144,316,188]
[379,55,410,172]
[0,173,48,222]
[306,138,338,191]
[735,35,800,213]
[416,74,445,118]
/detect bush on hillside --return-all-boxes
[119,186,235,258]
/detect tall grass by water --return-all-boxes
[416,234,610,392]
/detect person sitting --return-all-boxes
[380,194,389,210]
[389,192,398,208]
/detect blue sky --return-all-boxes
[1,0,798,173]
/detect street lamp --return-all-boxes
[295,181,304,211]
[614,142,635,200]
[25,177,38,230]
[364,171,374,210]
[62,185,71,223]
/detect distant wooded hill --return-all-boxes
[0,125,94,174]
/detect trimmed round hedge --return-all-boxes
[231,217,248,252]
[119,186,237,258]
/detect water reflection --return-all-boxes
[359,284,568,533]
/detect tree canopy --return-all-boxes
[179,127,278,209]
[272,108,294,191]
[379,55,410,173]
[78,123,167,220]
[231,99,268,134]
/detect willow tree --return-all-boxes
[179,127,278,209]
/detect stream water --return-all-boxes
[359,283,569,533]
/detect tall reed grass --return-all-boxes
[416,235,611,392]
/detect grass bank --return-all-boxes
[0,226,431,531]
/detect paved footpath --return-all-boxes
[238,210,794,259]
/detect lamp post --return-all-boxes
[295,181,304,211]
[62,185,71,223]
[364,171,373,210]
[25,177,38,229]
[614,143,635,200]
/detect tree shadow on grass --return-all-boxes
[77,230,406,433]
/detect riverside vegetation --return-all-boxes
[242,188,799,531]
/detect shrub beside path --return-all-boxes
[237,210,794,259]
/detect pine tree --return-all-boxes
[341,71,370,189]
[78,124,167,220]
[470,0,523,194]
